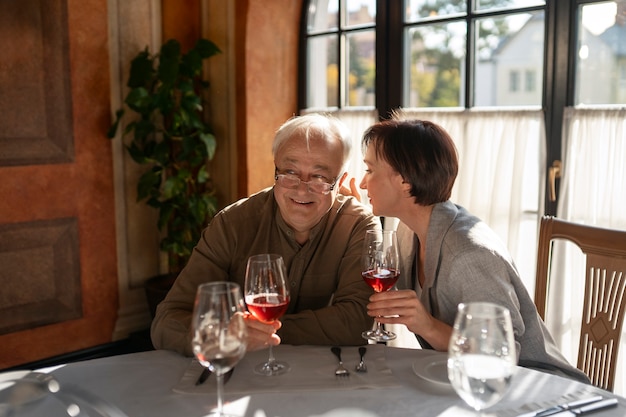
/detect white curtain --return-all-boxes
[549,107,626,396]
[396,108,545,292]
[325,108,545,348]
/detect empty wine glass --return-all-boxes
[448,302,517,415]
[192,282,247,417]
[244,254,291,376]
[361,229,401,342]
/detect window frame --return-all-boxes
[299,0,617,215]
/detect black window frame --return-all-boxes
[299,0,615,215]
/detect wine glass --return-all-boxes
[447,302,517,415]
[192,282,248,417]
[244,253,291,376]
[361,229,401,342]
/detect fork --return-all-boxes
[331,346,350,377]
[355,346,367,372]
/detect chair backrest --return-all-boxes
[535,215,626,391]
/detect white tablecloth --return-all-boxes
[1,346,625,417]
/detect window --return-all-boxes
[576,1,626,105]
[304,0,547,110]
[509,70,520,92]
[525,69,536,92]
[305,0,376,109]
[302,0,625,213]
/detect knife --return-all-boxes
[195,368,212,386]
[568,398,619,415]
[195,367,234,386]
[517,396,603,417]
[224,368,235,384]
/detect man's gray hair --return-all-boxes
[272,113,352,170]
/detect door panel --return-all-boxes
[0,0,118,368]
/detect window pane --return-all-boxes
[405,0,466,22]
[307,35,339,108]
[576,1,625,105]
[345,30,376,106]
[345,0,376,27]
[405,22,466,107]
[307,0,339,32]
[474,12,544,106]
[474,0,545,13]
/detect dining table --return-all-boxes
[1,344,624,417]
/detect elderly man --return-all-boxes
[151,113,379,356]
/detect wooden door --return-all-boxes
[0,0,118,368]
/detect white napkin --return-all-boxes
[173,344,401,395]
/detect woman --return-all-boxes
[359,119,589,383]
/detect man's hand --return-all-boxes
[243,312,282,351]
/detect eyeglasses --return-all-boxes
[274,170,338,195]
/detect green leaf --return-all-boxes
[158,40,181,85]
[126,142,146,164]
[132,119,157,144]
[107,109,125,138]
[182,49,203,77]
[197,165,209,183]
[146,197,161,208]
[137,168,162,201]
[153,140,170,166]
[199,132,217,160]
[128,49,154,88]
[195,38,221,59]
[125,87,152,112]
[162,175,186,200]
[158,204,174,230]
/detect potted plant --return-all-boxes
[108,38,221,316]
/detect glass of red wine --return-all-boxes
[244,253,291,376]
[362,229,400,342]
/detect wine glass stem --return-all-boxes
[375,319,384,334]
[215,373,224,416]
[267,344,276,367]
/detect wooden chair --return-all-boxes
[534,215,626,391]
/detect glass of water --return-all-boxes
[447,302,517,414]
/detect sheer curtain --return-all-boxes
[549,107,626,395]
[397,109,545,291]
[324,108,545,348]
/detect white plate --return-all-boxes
[412,355,450,386]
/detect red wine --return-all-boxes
[362,268,400,292]
[246,294,289,322]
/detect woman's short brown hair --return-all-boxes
[362,119,458,205]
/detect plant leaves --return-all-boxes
[162,175,186,200]
[195,38,221,59]
[197,165,209,183]
[111,37,223,273]
[158,39,181,85]
[199,132,217,160]
[137,168,162,201]
[128,49,154,88]
[125,87,152,112]
[107,109,125,138]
